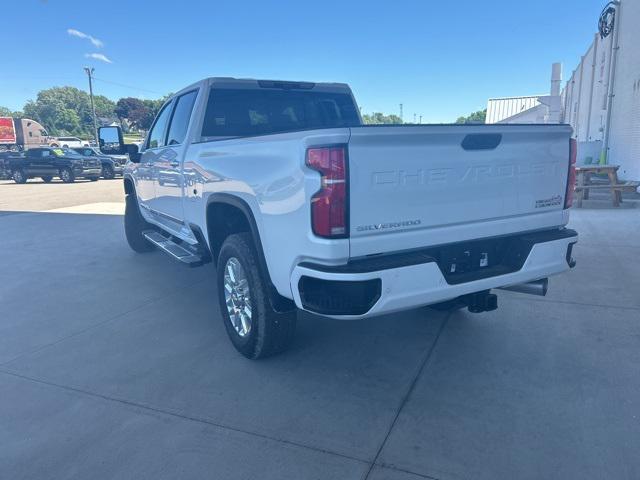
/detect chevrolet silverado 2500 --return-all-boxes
[99,77,578,359]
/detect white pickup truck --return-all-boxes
[99,77,578,359]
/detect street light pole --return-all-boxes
[84,67,98,145]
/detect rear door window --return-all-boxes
[201,87,360,138]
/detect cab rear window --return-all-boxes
[201,87,360,138]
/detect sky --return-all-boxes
[1,0,606,123]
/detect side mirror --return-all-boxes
[98,126,125,155]
[126,144,141,163]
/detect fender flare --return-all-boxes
[206,193,295,313]
[123,174,135,195]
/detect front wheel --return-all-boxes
[217,233,296,359]
[102,164,115,180]
[59,168,75,183]
[124,193,155,253]
[12,169,27,184]
[88,176,100,182]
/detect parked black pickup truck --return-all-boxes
[6,147,102,184]
[72,147,127,179]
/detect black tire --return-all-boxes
[59,168,75,183]
[217,233,296,359]
[89,176,100,182]
[12,169,27,184]
[102,164,115,180]
[124,193,155,253]
[41,176,53,183]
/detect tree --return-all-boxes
[22,86,116,137]
[115,97,152,130]
[16,86,169,136]
[455,109,487,124]
[362,112,403,124]
[114,94,171,131]
[0,106,22,117]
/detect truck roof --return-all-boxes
[173,77,352,97]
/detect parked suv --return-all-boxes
[73,147,127,179]
[50,137,89,148]
[7,147,102,183]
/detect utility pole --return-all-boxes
[413,113,417,123]
[399,103,403,122]
[419,115,422,124]
[84,67,98,145]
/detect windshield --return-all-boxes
[60,148,82,157]
[75,148,95,156]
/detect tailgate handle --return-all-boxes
[461,134,502,151]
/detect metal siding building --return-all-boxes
[608,0,640,181]
[562,0,640,180]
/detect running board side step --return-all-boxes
[143,230,205,267]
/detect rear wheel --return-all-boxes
[102,164,115,180]
[124,193,155,253]
[41,176,53,183]
[59,168,75,183]
[12,169,27,184]
[217,233,296,359]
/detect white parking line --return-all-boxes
[44,202,125,215]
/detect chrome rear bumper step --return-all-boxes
[143,230,205,267]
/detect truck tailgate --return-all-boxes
[347,124,573,258]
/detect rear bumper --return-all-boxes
[290,228,577,319]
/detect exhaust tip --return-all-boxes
[498,278,548,297]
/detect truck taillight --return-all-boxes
[565,138,577,209]
[306,146,348,238]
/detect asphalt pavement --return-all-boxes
[1,178,639,480]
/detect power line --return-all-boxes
[92,77,164,95]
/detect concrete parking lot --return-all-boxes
[1,179,639,480]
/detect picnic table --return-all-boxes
[574,164,640,207]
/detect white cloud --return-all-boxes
[67,28,104,48]
[85,53,113,64]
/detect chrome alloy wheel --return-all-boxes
[223,257,253,337]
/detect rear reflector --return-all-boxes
[306,146,348,238]
[565,138,577,209]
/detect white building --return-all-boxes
[562,0,640,180]
[486,63,564,125]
